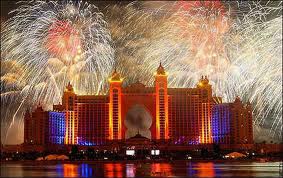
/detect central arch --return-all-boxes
[124,104,152,139]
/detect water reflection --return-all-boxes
[187,162,198,176]
[56,164,79,177]
[104,163,123,177]
[1,161,281,177]
[151,163,172,177]
[126,164,136,177]
[196,163,215,177]
[79,164,93,177]
[56,164,94,177]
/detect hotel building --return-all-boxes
[24,63,253,146]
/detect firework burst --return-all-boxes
[1,0,114,143]
[1,1,282,144]
[142,1,282,140]
[104,1,282,141]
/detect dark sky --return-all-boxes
[1,0,139,22]
[1,0,16,21]
[1,0,281,23]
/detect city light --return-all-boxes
[126,150,135,156]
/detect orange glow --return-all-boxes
[109,103,113,140]
[201,103,212,143]
[63,164,78,177]
[104,163,122,178]
[155,73,169,139]
[196,163,215,177]
[65,111,77,144]
[109,80,122,139]
[65,113,69,144]
[154,72,168,76]
[72,112,75,144]
[104,163,114,177]
[151,163,172,177]
[108,78,124,82]
[156,94,160,139]
[165,92,169,139]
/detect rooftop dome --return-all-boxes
[197,76,210,87]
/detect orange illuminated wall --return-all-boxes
[76,96,109,145]
[168,89,201,144]
[121,83,156,139]
[200,103,212,143]
[196,76,213,144]
[109,70,123,140]
[62,83,78,144]
[65,111,77,144]
[155,63,169,139]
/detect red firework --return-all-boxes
[46,20,81,59]
[174,1,226,15]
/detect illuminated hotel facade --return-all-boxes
[24,63,253,146]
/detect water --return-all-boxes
[1,161,282,177]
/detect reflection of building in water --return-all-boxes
[24,63,253,146]
[196,163,215,177]
[126,164,136,177]
[63,164,79,177]
[104,163,123,178]
[151,163,172,177]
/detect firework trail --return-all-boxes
[104,1,282,141]
[1,0,114,143]
[141,1,282,140]
[1,1,282,143]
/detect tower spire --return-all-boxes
[156,61,166,75]
[110,67,122,82]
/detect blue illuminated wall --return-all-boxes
[211,104,231,144]
[48,111,66,144]
[77,137,96,146]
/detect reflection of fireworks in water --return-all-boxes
[1,1,282,143]
[1,0,114,143]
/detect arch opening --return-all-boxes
[125,105,152,139]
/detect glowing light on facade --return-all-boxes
[65,111,77,144]
[109,70,123,140]
[2,1,281,145]
[24,64,253,145]
[155,63,169,139]
[200,103,212,144]
[48,112,65,144]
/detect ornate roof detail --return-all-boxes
[197,75,210,87]
[65,82,74,92]
[110,68,122,81]
[203,76,209,85]
[234,96,242,103]
[156,62,166,75]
